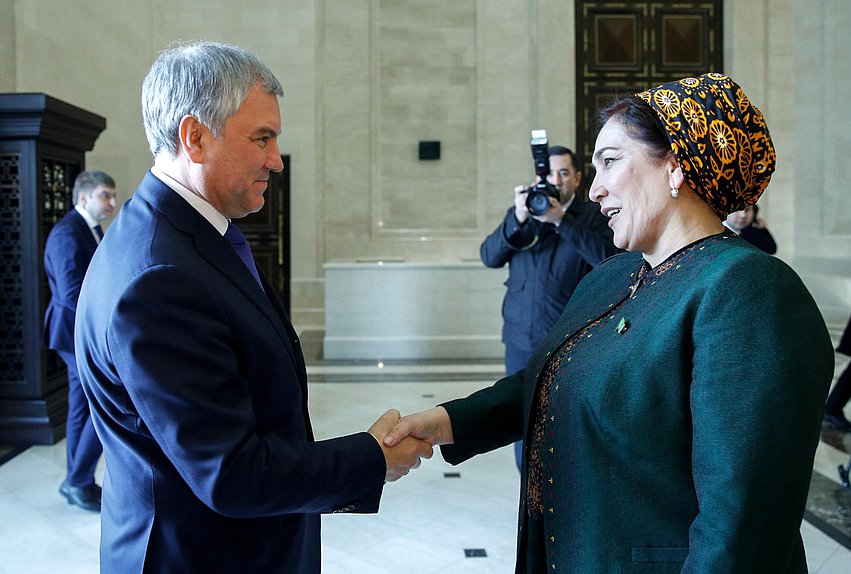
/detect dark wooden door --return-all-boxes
[575,1,723,184]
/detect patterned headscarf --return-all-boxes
[636,73,776,217]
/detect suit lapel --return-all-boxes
[70,210,99,252]
[134,172,298,363]
[260,271,309,393]
[196,232,300,364]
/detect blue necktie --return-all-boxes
[94,225,104,241]
[224,223,263,289]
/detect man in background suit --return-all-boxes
[44,170,116,512]
[75,41,431,573]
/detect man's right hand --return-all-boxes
[368,409,434,482]
[513,184,531,224]
[382,406,454,450]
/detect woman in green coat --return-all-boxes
[385,73,834,573]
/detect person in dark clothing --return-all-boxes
[480,146,616,468]
[825,314,851,431]
[44,169,116,512]
[725,203,777,254]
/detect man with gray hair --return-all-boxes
[44,169,116,512]
[76,41,431,573]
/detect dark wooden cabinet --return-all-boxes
[0,93,105,445]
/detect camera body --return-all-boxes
[525,129,561,216]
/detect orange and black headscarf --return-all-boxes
[637,73,776,217]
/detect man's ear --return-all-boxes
[178,115,205,163]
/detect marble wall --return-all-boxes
[0,1,13,92]
[320,1,575,266]
[791,0,851,328]
[722,0,851,329]
[324,261,507,360]
[3,0,849,346]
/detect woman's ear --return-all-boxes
[668,160,685,192]
[178,115,205,163]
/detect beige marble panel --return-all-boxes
[0,1,14,91]
[14,0,152,212]
[722,3,781,269]
[290,277,324,331]
[323,261,507,360]
[372,0,478,234]
[764,0,796,263]
[533,0,576,149]
[475,1,538,230]
[791,0,851,328]
[719,0,850,329]
[322,1,542,265]
[320,1,373,265]
[823,0,851,235]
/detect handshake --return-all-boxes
[367,407,453,482]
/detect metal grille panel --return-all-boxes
[0,153,25,384]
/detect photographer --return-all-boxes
[480,145,616,469]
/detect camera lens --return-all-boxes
[526,190,551,216]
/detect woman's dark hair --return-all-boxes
[597,96,672,159]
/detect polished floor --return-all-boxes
[1,353,850,573]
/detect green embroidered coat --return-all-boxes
[441,234,833,573]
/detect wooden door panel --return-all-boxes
[575,1,723,185]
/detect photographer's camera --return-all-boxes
[525,129,561,216]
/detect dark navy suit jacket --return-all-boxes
[739,223,777,254]
[76,172,385,573]
[480,199,616,351]
[44,208,98,353]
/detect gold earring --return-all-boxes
[670,188,679,198]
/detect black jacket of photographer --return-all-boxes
[481,199,616,352]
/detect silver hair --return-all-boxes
[141,41,284,157]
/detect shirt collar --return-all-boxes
[74,204,99,229]
[151,166,229,236]
[722,220,742,235]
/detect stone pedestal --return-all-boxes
[324,260,507,361]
